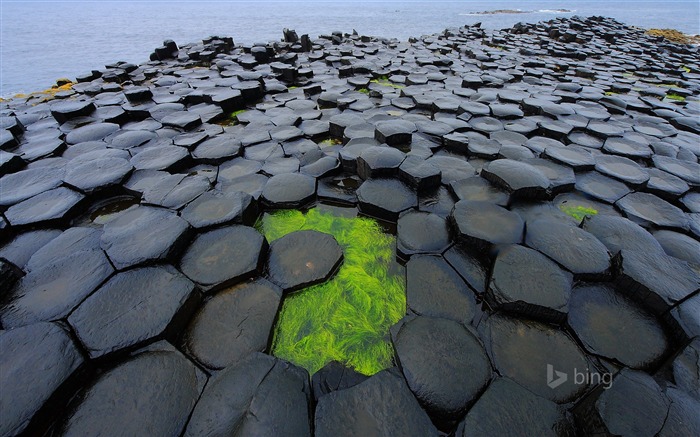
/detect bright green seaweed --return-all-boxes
[256,208,406,376]
[560,204,598,222]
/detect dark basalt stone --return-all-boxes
[356,146,405,180]
[578,369,669,437]
[65,122,119,144]
[481,159,550,200]
[653,155,700,185]
[455,377,574,437]
[315,368,439,437]
[24,227,102,272]
[5,187,84,226]
[645,168,689,199]
[581,215,664,255]
[0,229,59,269]
[50,100,96,123]
[132,172,211,210]
[219,173,269,200]
[0,258,23,297]
[450,200,524,250]
[130,145,189,171]
[357,177,417,221]
[0,150,25,175]
[0,248,113,328]
[267,229,343,292]
[568,284,668,369]
[449,176,509,206]
[603,136,652,159]
[0,322,83,437]
[653,230,700,265]
[425,155,476,184]
[100,205,190,269]
[391,316,491,428]
[524,157,576,194]
[312,361,369,401]
[184,280,282,369]
[317,174,361,204]
[671,338,700,399]
[526,218,610,278]
[396,211,450,260]
[180,225,266,291]
[68,265,196,358]
[481,314,591,403]
[0,166,64,206]
[261,172,316,208]
[218,157,262,182]
[108,130,157,149]
[658,387,700,437]
[594,154,649,186]
[184,352,312,437]
[60,346,205,437]
[488,244,572,322]
[374,119,417,146]
[615,249,699,314]
[64,156,133,193]
[616,192,689,230]
[575,171,631,203]
[192,135,241,163]
[181,190,255,228]
[543,145,596,170]
[160,111,202,130]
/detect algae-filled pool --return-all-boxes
[256,206,406,376]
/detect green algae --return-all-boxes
[217,109,247,126]
[256,208,406,376]
[370,77,405,89]
[357,88,370,94]
[559,205,598,222]
[318,137,343,147]
[666,93,686,102]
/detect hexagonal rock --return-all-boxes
[481,159,550,200]
[391,316,491,428]
[594,154,649,186]
[59,345,205,437]
[267,230,343,292]
[180,225,266,292]
[576,369,669,437]
[0,322,83,437]
[672,338,700,399]
[65,122,119,144]
[64,156,133,193]
[616,192,689,230]
[67,266,197,359]
[108,130,158,150]
[581,214,663,255]
[426,156,476,184]
[25,227,102,272]
[161,111,202,130]
[653,230,700,264]
[184,353,312,437]
[480,314,591,403]
[356,146,405,180]
[50,100,95,123]
[5,187,84,226]
[261,172,316,208]
[525,218,610,278]
[184,280,282,369]
[399,156,441,190]
[311,361,369,401]
[357,178,417,221]
[450,200,524,251]
[0,229,61,270]
[396,211,450,260]
[0,166,64,206]
[406,255,477,324]
[659,387,700,437]
[374,119,417,146]
[575,171,631,204]
[130,145,189,171]
[568,284,668,369]
[615,249,700,315]
[449,176,509,206]
[455,378,573,437]
[100,206,190,270]
[315,368,439,437]
[0,249,113,328]
[181,190,256,228]
[653,155,700,185]
[487,244,573,322]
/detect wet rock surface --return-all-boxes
[1,15,699,436]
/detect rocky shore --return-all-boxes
[1,15,699,437]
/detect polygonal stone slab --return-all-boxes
[0,322,83,437]
[425,155,476,184]
[616,192,689,230]
[5,187,83,227]
[100,206,190,269]
[357,178,417,221]
[130,145,189,171]
[488,244,573,322]
[184,280,282,369]
[25,227,102,272]
[374,119,416,146]
[65,122,119,144]
[455,377,573,437]
[526,218,610,278]
[261,172,316,208]
[315,369,439,437]
[450,200,524,250]
[581,214,664,255]
[64,156,133,193]
[68,266,197,358]
[356,146,405,180]
[399,156,441,190]
[181,190,256,228]
[180,225,266,291]
[658,387,700,437]
[0,166,64,206]
[267,230,343,292]
[0,229,61,269]
[481,159,550,200]
[595,154,649,186]
[653,230,700,265]
[568,284,668,369]
[396,211,450,260]
[575,171,631,204]
[184,352,312,437]
[59,346,205,437]
[480,314,591,403]
[672,337,700,399]
[0,249,113,328]
[391,316,491,428]
[311,361,369,401]
[449,176,509,206]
